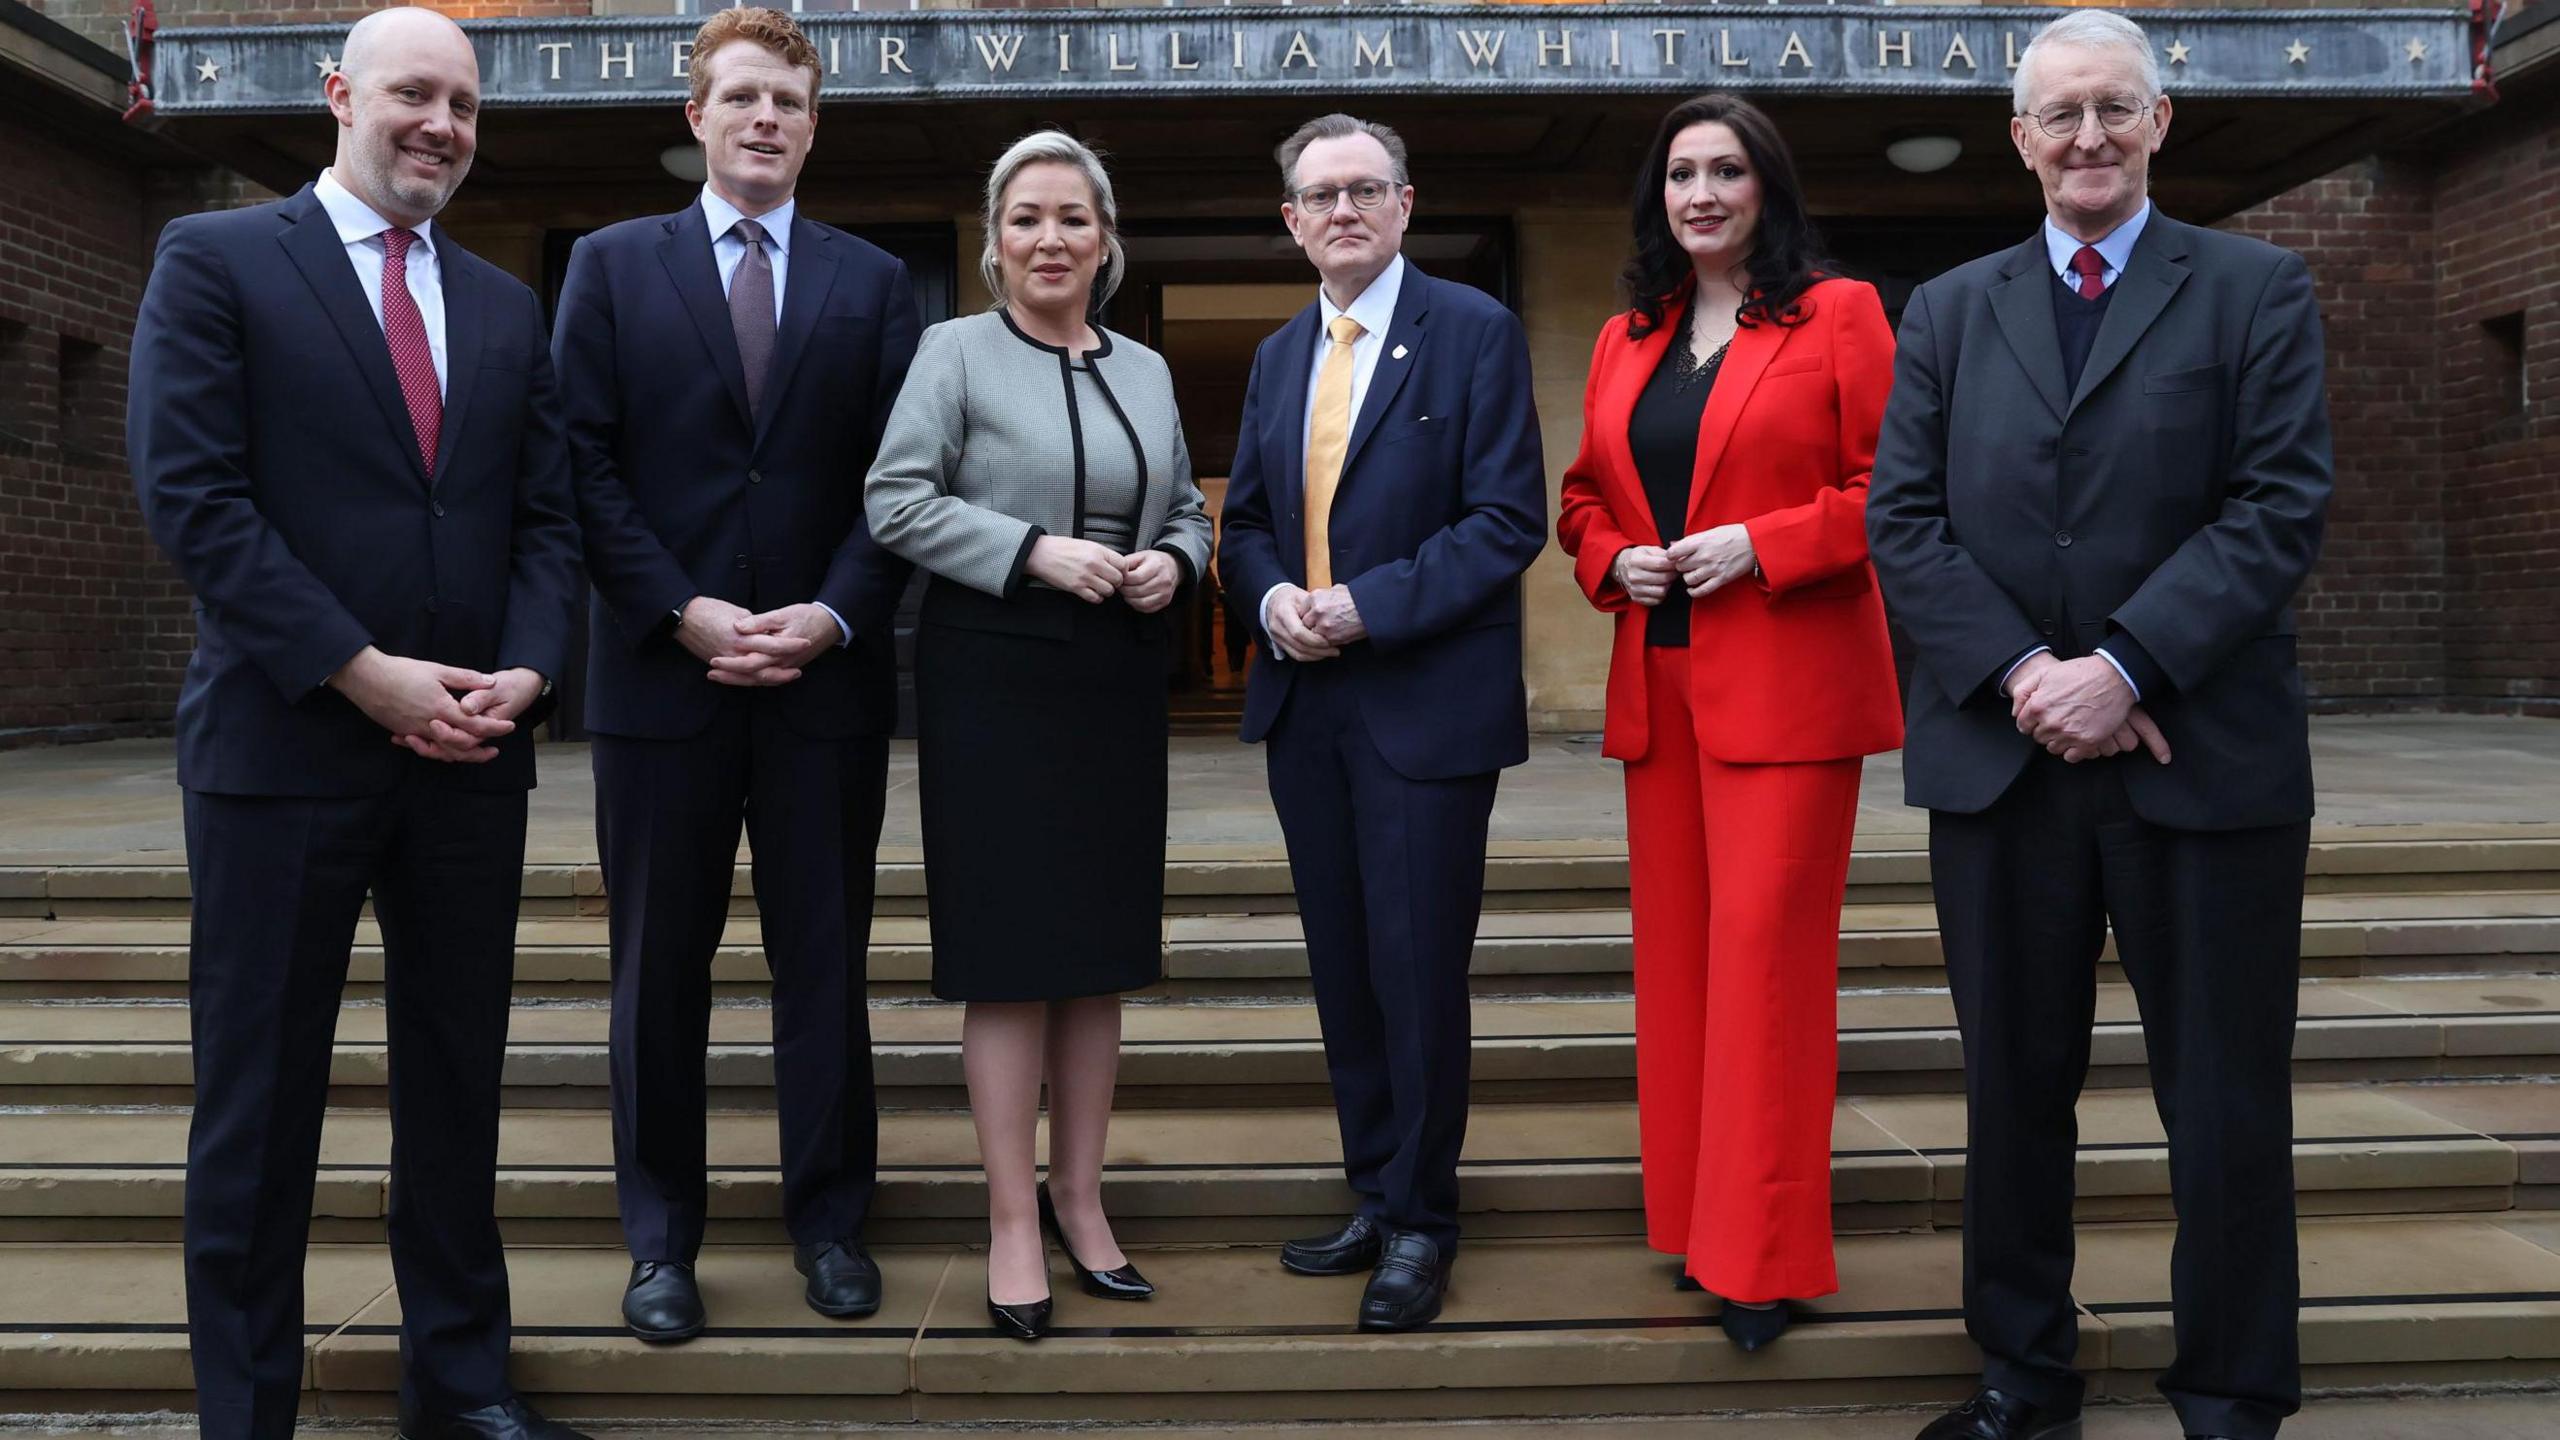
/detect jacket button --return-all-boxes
[748,470,762,485]
[431,501,445,517]
[735,554,751,570]
[2053,530,2073,548]
[2041,618,2057,636]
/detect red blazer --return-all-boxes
[1557,277,1903,764]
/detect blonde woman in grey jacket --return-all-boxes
[865,131,1212,1342]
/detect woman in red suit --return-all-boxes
[1557,94,1902,1350]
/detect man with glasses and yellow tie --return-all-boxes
[1219,113,1547,1334]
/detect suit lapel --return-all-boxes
[1269,305,1318,510]
[756,218,841,448]
[657,204,755,433]
[275,188,427,484]
[2068,217,2193,415]
[1989,233,2071,422]
[1597,314,1678,545]
[1682,312,1789,533]
[428,238,481,490]
[1338,265,1429,478]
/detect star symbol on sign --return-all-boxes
[194,55,221,82]
[2406,37,2429,62]
[2165,40,2191,66]
[2285,40,2311,65]
[315,52,340,77]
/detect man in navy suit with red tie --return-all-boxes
[1218,113,1547,1333]
[128,10,583,1438]
[550,7,919,1342]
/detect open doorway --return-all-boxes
[1101,220,1515,733]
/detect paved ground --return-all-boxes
[2,1393,2554,1436]
[2,715,2554,866]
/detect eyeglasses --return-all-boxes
[2020,97,2153,140]
[1289,179,1400,215]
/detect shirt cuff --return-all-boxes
[1259,583,1291,649]
[2093,646,2141,702]
[815,601,853,649]
[1998,645,2054,699]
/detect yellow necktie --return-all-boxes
[1303,314,1365,591]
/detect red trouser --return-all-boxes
[1624,644,1861,1302]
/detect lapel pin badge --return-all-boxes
[1392,344,1409,360]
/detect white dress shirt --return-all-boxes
[1263,254,1407,640]
[2000,202,2155,703]
[701,184,792,328]
[314,168,446,396]
[695,187,847,647]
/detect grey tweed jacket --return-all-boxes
[865,309,1212,598]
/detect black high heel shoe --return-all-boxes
[1040,1184,1156,1301]
[1719,1299,1792,1352]
[984,1290,1052,1342]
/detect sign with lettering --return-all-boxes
[154,6,2477,112]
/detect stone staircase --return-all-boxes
[2,829,2557,1426]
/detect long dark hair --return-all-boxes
[1621,94,1832,339]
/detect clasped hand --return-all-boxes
[1264,583,1363,662]
[680,597,839,687]
[2008,652,2173,766]
[328,646,541,764]
[1026,536,1180,613]
[1667,524,1756,598]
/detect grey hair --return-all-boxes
[1275,113,1411,196]
[2013,10,2164,113]
[979,129,1126,310]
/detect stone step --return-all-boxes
[0,1081,2546,1245]
[7,826,2557,920]
[1,974,2554,1108]
[5,889,2556,1002]
[3,1216,2556,1422]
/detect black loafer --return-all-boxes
[1357,1230,1452,1332]
[794,1238,883,1318]
[1039,1185,1154,1300]
[1719,1299,1791,1351]
[1914,1387,2083,1440]
[1279,1214,1384,1276]
[397,1396,591,1440]
[621,1260,704,1343]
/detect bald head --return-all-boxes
[324,6,480,227]
[339,6,475,89]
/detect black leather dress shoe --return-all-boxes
[1672,1258,1704,1292]
[1914,1387,2083,1440]
[621,1260,704,1343]
[1279,1214,1384,1276]
[1039,1185,1155,1300]
[1719,1299,1791,1351]
[1357,1230,1452,1332]
[397,1396,591,1440]
[794,1239,883,1318]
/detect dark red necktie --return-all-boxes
[379,228,442,472]
[2070,245,2108,301]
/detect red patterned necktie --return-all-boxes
[379,228,442,472]
[2070,244,2108,301]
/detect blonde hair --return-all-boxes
[688,8,821,111]
[979,130,1127,310]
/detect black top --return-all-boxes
[1626,319,1728,647]
[2053,270,2115,397]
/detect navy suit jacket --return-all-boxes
[1219,264,1547,780]
[554,202,919,741]
[1867,214,2333,830]
[128,185,581,797]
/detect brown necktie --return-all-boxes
[729,217,776,423]
[1303,314,1365,591]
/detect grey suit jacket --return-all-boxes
[1867,212,2334,830]
[865,309,1212,597]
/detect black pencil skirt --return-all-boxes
[913,581,1170,1002]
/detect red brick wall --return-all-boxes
[0,115,194,745]
[2220,159,2448,706]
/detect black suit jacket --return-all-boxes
[1867,213,2333,830]
[1217,265,1547,781]
[128,185,581,797]
[555,202,920,741]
